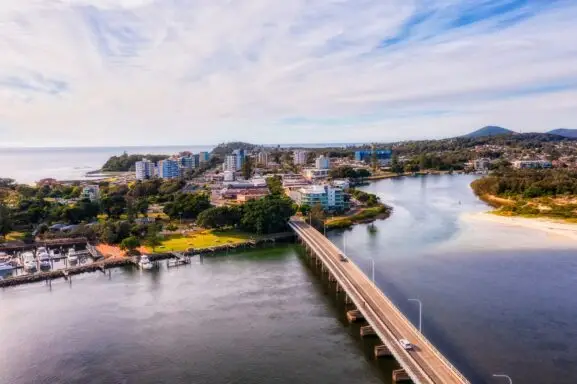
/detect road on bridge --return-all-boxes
[291,220,469,384]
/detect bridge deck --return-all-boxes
[290,219,469,384]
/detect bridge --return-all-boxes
[289,219,469,384]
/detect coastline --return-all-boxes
[466,211,577,241]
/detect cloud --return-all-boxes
[0,0,576,146]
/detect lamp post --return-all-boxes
[408,298,422,333]
[492,374,512,384]
[370,257,375,283]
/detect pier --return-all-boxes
[290,219,469,384]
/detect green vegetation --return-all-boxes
[266,175,284,195]
[102,152,169,172]
[211,142,257,156]
[197,206,242,229]
[471,169,577,220]
[147,230,253,252]
[162,193,211,220]
[349,189,380,207]
[326,205,391,229]
[329,166,371,180]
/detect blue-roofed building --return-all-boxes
[354,149,392,166]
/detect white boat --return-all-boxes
[38,249,52,271]
[67,248,79,263]
[139,255,154,270]
[22,252,37,273]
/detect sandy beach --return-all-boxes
[467,212,577,241]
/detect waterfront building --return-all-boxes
[293,150,308,165]
[135,159,156,180]
[158,159,181,179]
[473,158,491,171]
[294,185,345,211]
[81,185,100,201]
[232,149,245,169]
[303,168,330,180]
[512,160,552,169]
[332,179,350,190]
[315,155,330,169]
[224,154,238,172]
[354,149,392,166]
[199,151,210,163]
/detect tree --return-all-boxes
[144,227,163,252]
[299,204,311,216]
[120,236,141,252]
[101,194,127,219]
[240,195,295,234]
[163,193,211,220]
[309,203,326,230]
[390,155,403,174]
[266,175,283,195]
[0,204,12,238]
[241,156,254,179]
[197,206,242,229]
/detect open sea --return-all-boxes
[0,146,213,184]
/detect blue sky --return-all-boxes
[0,0,576,146]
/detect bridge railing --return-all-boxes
[290,222,432,384]
[317,225,470,384]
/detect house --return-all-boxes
[302,168,330,180]
[512,160,552,169]
[81,185,100,201]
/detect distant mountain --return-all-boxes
[463,126,516,138]
[547,128,577,138]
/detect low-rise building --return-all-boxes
[257,151,269,166]
[303,168,330,180]
[473,158,491,171]
[512,160,552,169]
[355,149,392,166]
[81,185,100,201]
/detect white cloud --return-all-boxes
[0,0,576,146]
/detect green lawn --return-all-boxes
[147,230,254,252]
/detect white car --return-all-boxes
[399,339,413,350]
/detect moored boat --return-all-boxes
[22,252,37,273]
[139,255,154,270]
[67,248,79,264]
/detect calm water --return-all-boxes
[0,146,212,184]
[0,246,386,384]
[328,175,577,383]
[2,175,577,384]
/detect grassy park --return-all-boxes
[142,229,254,253]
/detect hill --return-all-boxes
[547,128,577,138]
[463,126,516,138]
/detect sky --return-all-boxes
[0,0,576,147]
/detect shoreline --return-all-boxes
[466,211,577,240]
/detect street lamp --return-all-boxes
[408,298,422,333]
[369,257,375,283]
[492,374,512,384]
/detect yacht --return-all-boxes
[67,248,79,264]
[22,252,37,273]
[37,248,52,270]
[139,255,154,270]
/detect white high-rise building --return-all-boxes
[257,152,269,166]
[315,155,330,169]
[224,154,238,172]
[293,150,308,165]
[135,159,156,180]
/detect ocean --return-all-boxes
[0,146,213,184]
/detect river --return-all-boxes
[2,175,577,383]
[330,174,577,383]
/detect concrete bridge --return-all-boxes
[289,219,470,384]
